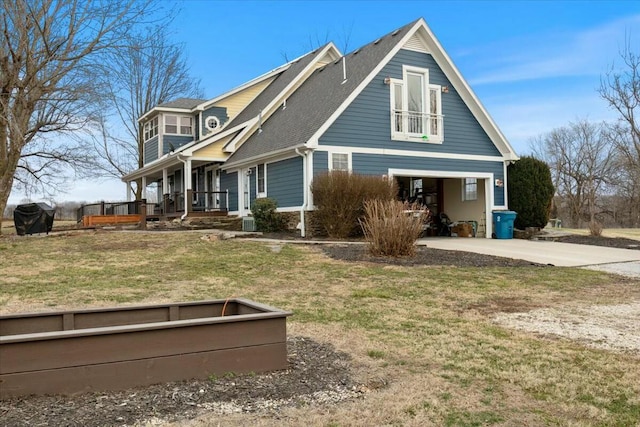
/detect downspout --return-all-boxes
[177,154,189,221]
[295,147,309,237]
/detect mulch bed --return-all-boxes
[0,337,362,427]
[552,234,640,250]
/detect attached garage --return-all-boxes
[390,169,498,238]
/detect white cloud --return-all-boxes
[467,14,640,86]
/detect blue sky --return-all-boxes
[10,0,640,203]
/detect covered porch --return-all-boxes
[122,154,230,220]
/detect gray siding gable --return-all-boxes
[319,49,502,157]
[201,106,229,138]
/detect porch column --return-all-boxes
[141,176,147,200]
[184,160,192,193]
[162,168,169,194]
[126,182,132,202]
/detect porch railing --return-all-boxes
[76,200,143,222]
[152,190,229,215]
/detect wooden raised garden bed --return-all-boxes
[0,298,291,398]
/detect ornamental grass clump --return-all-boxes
[311,171,396,238]
[360,200,427,257]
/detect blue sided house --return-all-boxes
[122,18,518,237]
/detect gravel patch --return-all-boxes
[493,302,640,354]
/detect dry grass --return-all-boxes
[2,231,640,426]
[563,227,640,241]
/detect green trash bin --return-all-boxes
[492,211,517,239]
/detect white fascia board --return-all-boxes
[222,117,259,153]
[138,107,194,123]
[182,124,246,155]
[388,168,494,179]
[260,43,342,119]
[222,145,305,171]
[306,21,424,148]
[318,145,506,163]
[228,43,342,154]
[414,21,518,160]
[194,65,291,112]
[121,154,180,181]
[189,156,227,163]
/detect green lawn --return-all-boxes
[1,231,639,426]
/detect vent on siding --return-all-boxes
[242,216,256,232]
[403,34,428,53]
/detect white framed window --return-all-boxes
[164,114,193,136]
[329,152,351,171]
[143,116,158,141]
[390,65,443,143]
[462,178,477,201]
[205,116,221,132]
[257,163,266,196]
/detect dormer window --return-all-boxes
[164,115,193,136]
[143,116,158,141]
[390,65,443,143]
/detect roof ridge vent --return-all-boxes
[353,48,360,55]
[391,29,400,36]
[373,38,381,45]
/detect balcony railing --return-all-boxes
[392,110,443,140]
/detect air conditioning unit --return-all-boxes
[242,216,256,232]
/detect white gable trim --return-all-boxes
[411,23,517,159]
[306,19,518,161]
[222,43,342,155]
[318,145,506,162]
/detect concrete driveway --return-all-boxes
[419,237,640,269]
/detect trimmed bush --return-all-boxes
[507,156,555,229]
[360,200,426,257]
[311,172,396,238]
[251,198,285,232]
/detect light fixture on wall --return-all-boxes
[441,86,449,93]
[383,76,391,85]
[495,178,504,187]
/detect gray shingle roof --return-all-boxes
[158,98,207,109]
[226,20,418,165]
[224,47,330,129]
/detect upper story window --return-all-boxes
[143,116,158,141]
[390,65,443,143]
[164,114,193,136]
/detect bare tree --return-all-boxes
[0,0,155,233]
[531,120,617,232]
[599,42,640,226]
[92,27,203,198]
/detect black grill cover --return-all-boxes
[13,203,55,235]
